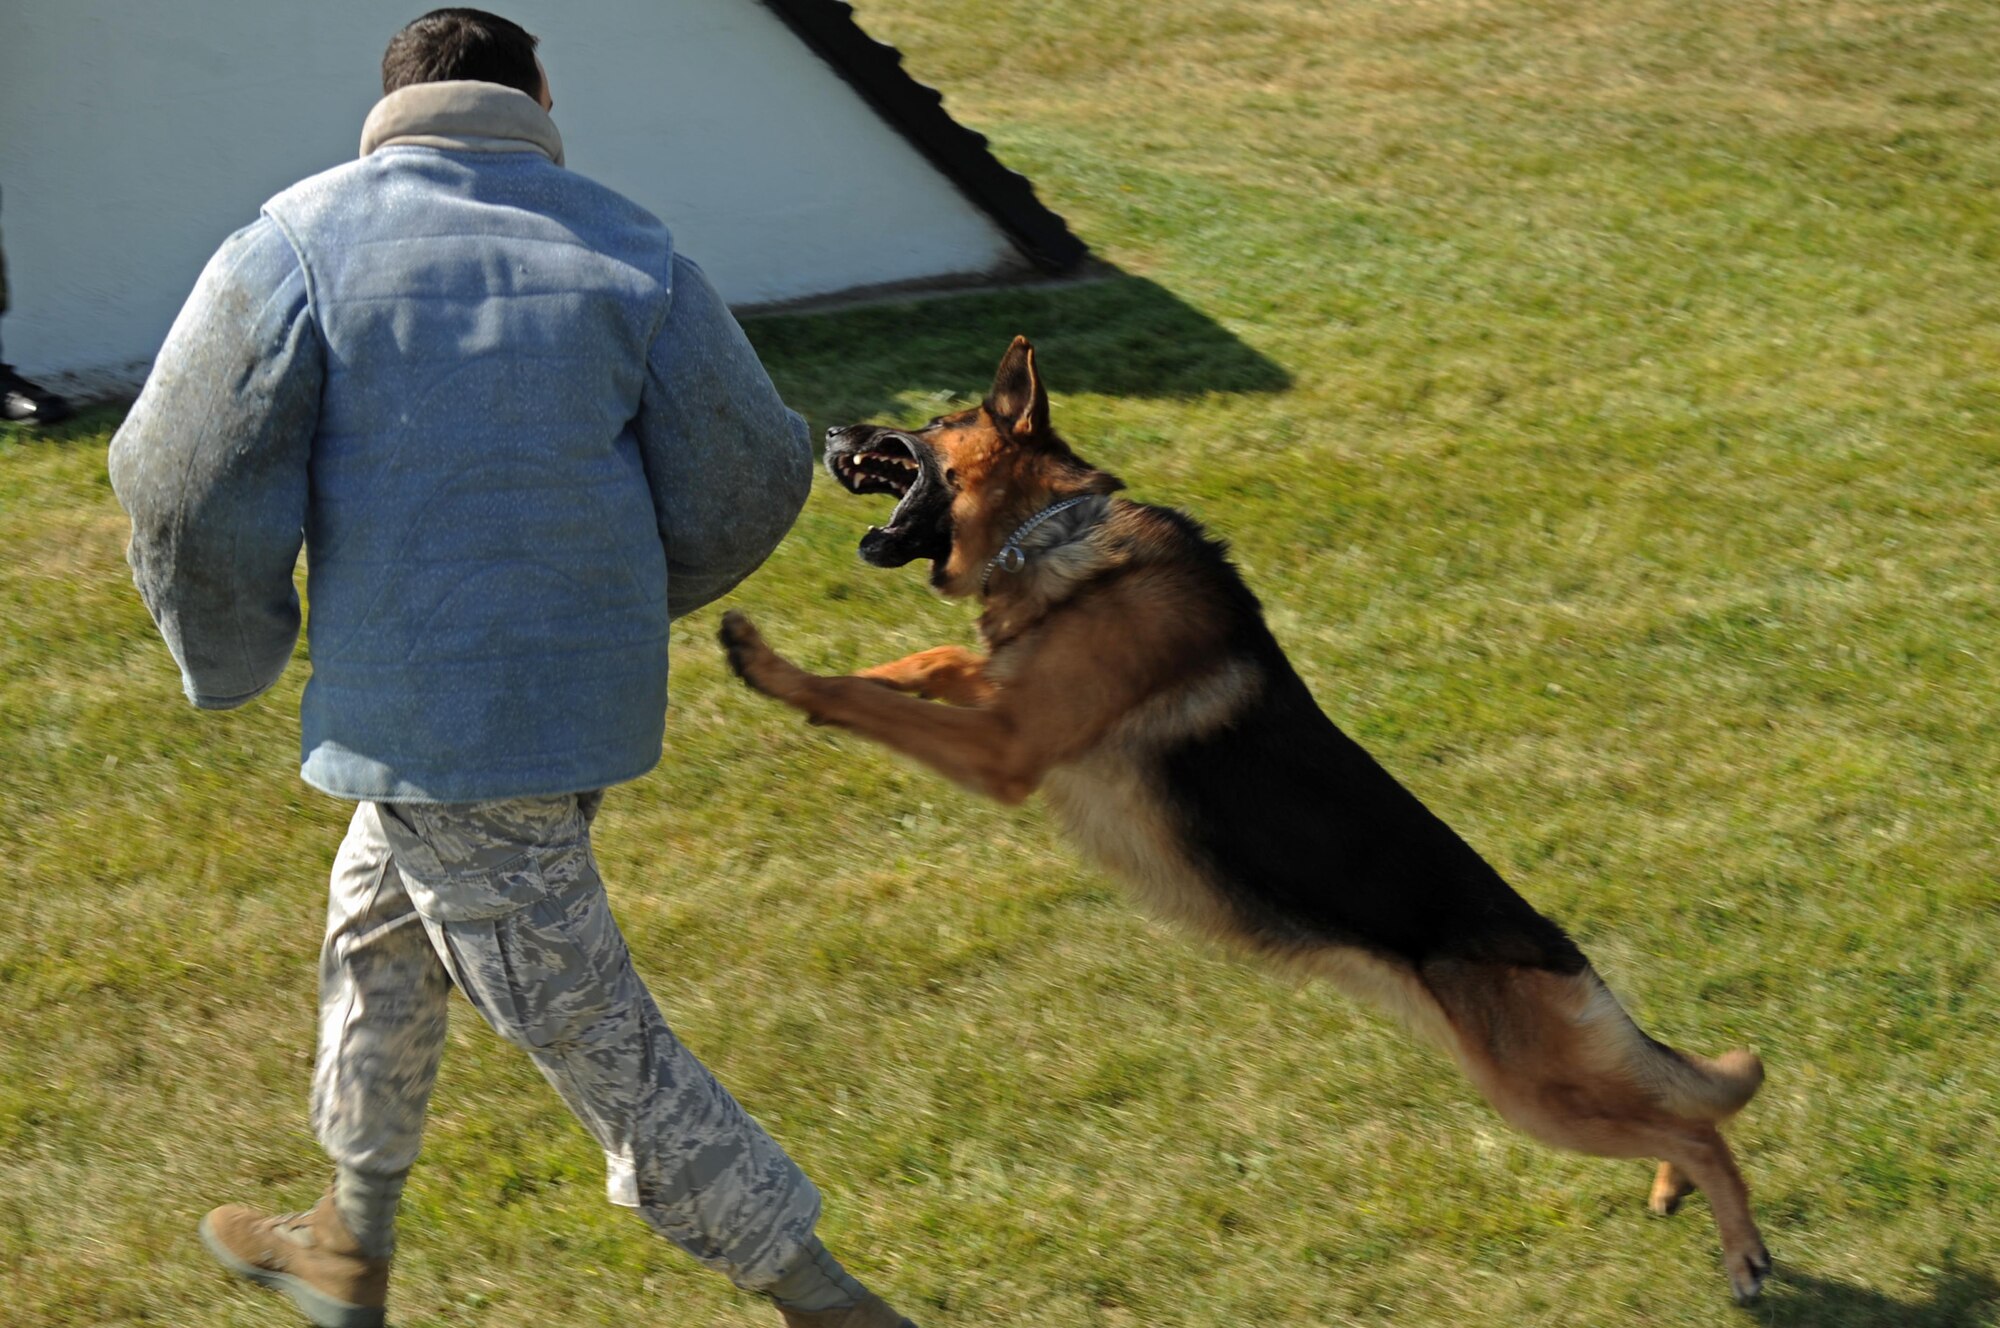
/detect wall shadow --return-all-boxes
[743,267,1291,428]
[1754,1262,1999,1327]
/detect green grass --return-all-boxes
[5,0,2000,1323]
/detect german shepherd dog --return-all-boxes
[720,337,1771,1302]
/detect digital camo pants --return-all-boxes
[309,794,822,1289]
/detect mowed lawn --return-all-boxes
[5,0,1999,1324]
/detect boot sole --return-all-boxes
[199,1214,387,1328]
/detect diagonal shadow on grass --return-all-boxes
[6,275,1290,446]
[742,269,1292,427]
[1752,1262,2000,1328]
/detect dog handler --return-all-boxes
[107,10,918,1328]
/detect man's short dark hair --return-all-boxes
[382,8,542,100]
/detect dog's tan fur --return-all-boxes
[722,337,1770,1301]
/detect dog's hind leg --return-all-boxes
[1425,965,1770,1303]
[1649,1160,1696,1216]
[1543,1100,1771,1304]
[1646,1123,1769,1302]
[1476,1073,1768,1303]
[1550,1113,1767,1303]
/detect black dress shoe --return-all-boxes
[1,364,75,425]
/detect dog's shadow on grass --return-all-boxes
[744,267,1292,427]
[1755,1261,1999,1327]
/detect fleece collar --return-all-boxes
[359,80,564,166]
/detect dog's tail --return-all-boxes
[1637,1037,1764,1122]
[1582,976,1764,1122]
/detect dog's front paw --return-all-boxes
[719,610,806,703]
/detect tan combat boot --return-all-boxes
[199,1192,388,1328]
[777,1291,921,1328]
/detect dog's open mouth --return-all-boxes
[826,430,952,568]
[830,435,922,504]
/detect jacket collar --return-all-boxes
[360,81,564,166]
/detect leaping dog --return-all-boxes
[721,337,1771,1302]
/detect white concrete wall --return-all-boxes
[0,0,1024,384]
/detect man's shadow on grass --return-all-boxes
[1755,1261,1999,1327]
[744,269,1292,428]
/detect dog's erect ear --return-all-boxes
[988,335,1051,438]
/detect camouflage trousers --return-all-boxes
[310,794,822,1289]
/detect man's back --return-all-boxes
[271,129,677,801]
[110,79,812,804]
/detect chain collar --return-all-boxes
[980,496,1097,597]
